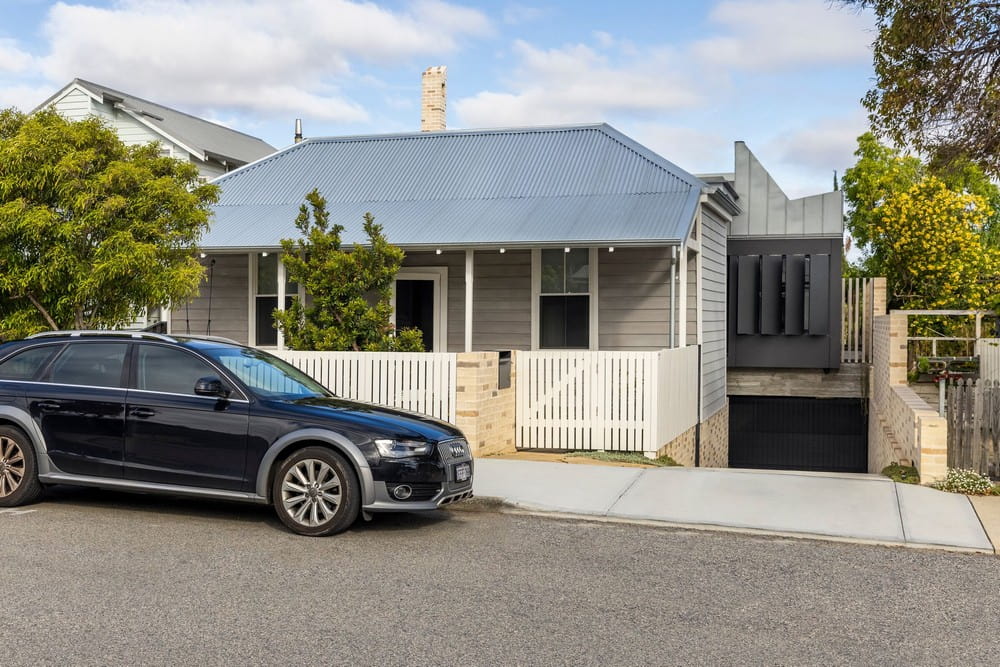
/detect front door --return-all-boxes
[29,341,130,478]
[124,344,249,490]
[395,279,435,351]
[393,268,447,352]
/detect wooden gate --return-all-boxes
[515,348,699,454]
[947,378,1000,477]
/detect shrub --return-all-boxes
[881,463,920,484]
[931,468,997,495]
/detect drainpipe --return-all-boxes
[695,343,702,467]
[669,246,676,348]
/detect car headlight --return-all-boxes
[374,438,432,459]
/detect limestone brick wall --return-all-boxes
[869,313,947,482]
[454,351,516,456]
[655,401,729,468]
[699,401,729,468]
[872,277,887,317]
[657,426,696,466]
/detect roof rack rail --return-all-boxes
[173,334,241,345]
[26,330,177,342]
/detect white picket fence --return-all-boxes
[270,351,457,422]
[976,339,1000,381]
[515,347,700,453]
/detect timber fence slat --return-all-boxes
[270,351,457,423]
[514,348,699,454]
[948,378,1000,477]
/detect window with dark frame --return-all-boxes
[539,248,589,349]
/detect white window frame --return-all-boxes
[530,247,598,351]
[249,252,303,349]
[391,267,449,352]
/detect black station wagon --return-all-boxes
[0,331,473,536]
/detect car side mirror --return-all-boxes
[194,376,231,398]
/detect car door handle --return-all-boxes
[130,407,156,418]
[36,401,61,411]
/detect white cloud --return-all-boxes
[455,40,702,127]
[627,123,733,176]
[692,0,873,71]
[501,4,545,25]
[593,31,614,49]
[33,0,490,122]
[768,112,868,177]
[0,82,55,111]
[0,39,34,74]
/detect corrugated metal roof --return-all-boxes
[203,123,703,249]
[68,79,275,165]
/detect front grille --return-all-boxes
[437,438,470,461]
[387,482,441,502]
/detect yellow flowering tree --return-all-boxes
[872,177,997,311]
[843,133,1000,314]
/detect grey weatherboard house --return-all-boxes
[171,123,739,431]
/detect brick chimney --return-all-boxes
[421,66,447,132]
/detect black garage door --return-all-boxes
[729,396,867,473]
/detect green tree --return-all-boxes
[841,0,1000,175]
[842,133,1000,311]
[274,190,423,351]
[0,108,217,338]
[841,132,924,252]
[844,132,1000,256]
[870,176,996,310]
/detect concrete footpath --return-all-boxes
[471,459,996,553]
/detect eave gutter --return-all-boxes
[199,239,686,253]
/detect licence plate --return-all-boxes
[454,462,471,483]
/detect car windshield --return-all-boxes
[202,347,331,400]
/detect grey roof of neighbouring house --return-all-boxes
[38,79,276,165]
[202,123,706,250]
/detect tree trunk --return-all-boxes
[25,294,59,330]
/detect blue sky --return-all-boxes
[0,0,876,197]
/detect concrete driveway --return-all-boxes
[473,459,995,552]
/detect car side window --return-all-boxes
[136,345,218,396]
[0,345,62,381]
[46,343,128,388]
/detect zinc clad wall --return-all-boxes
[170,254,249,344]
[598,247,670,350]
[402,251,466,352]
[473,250,531,349]
[730,142,843,239]
[701,206,728,417]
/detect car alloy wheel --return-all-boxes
[281,458,343,528]
[0,435,25,498]
[0,426,42,508]
[272,446,359,536]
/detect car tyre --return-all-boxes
[0,425,43,507]
[272,447,360,536]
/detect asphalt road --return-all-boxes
[2,487,999,666]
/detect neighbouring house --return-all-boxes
[35,78,276,180]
